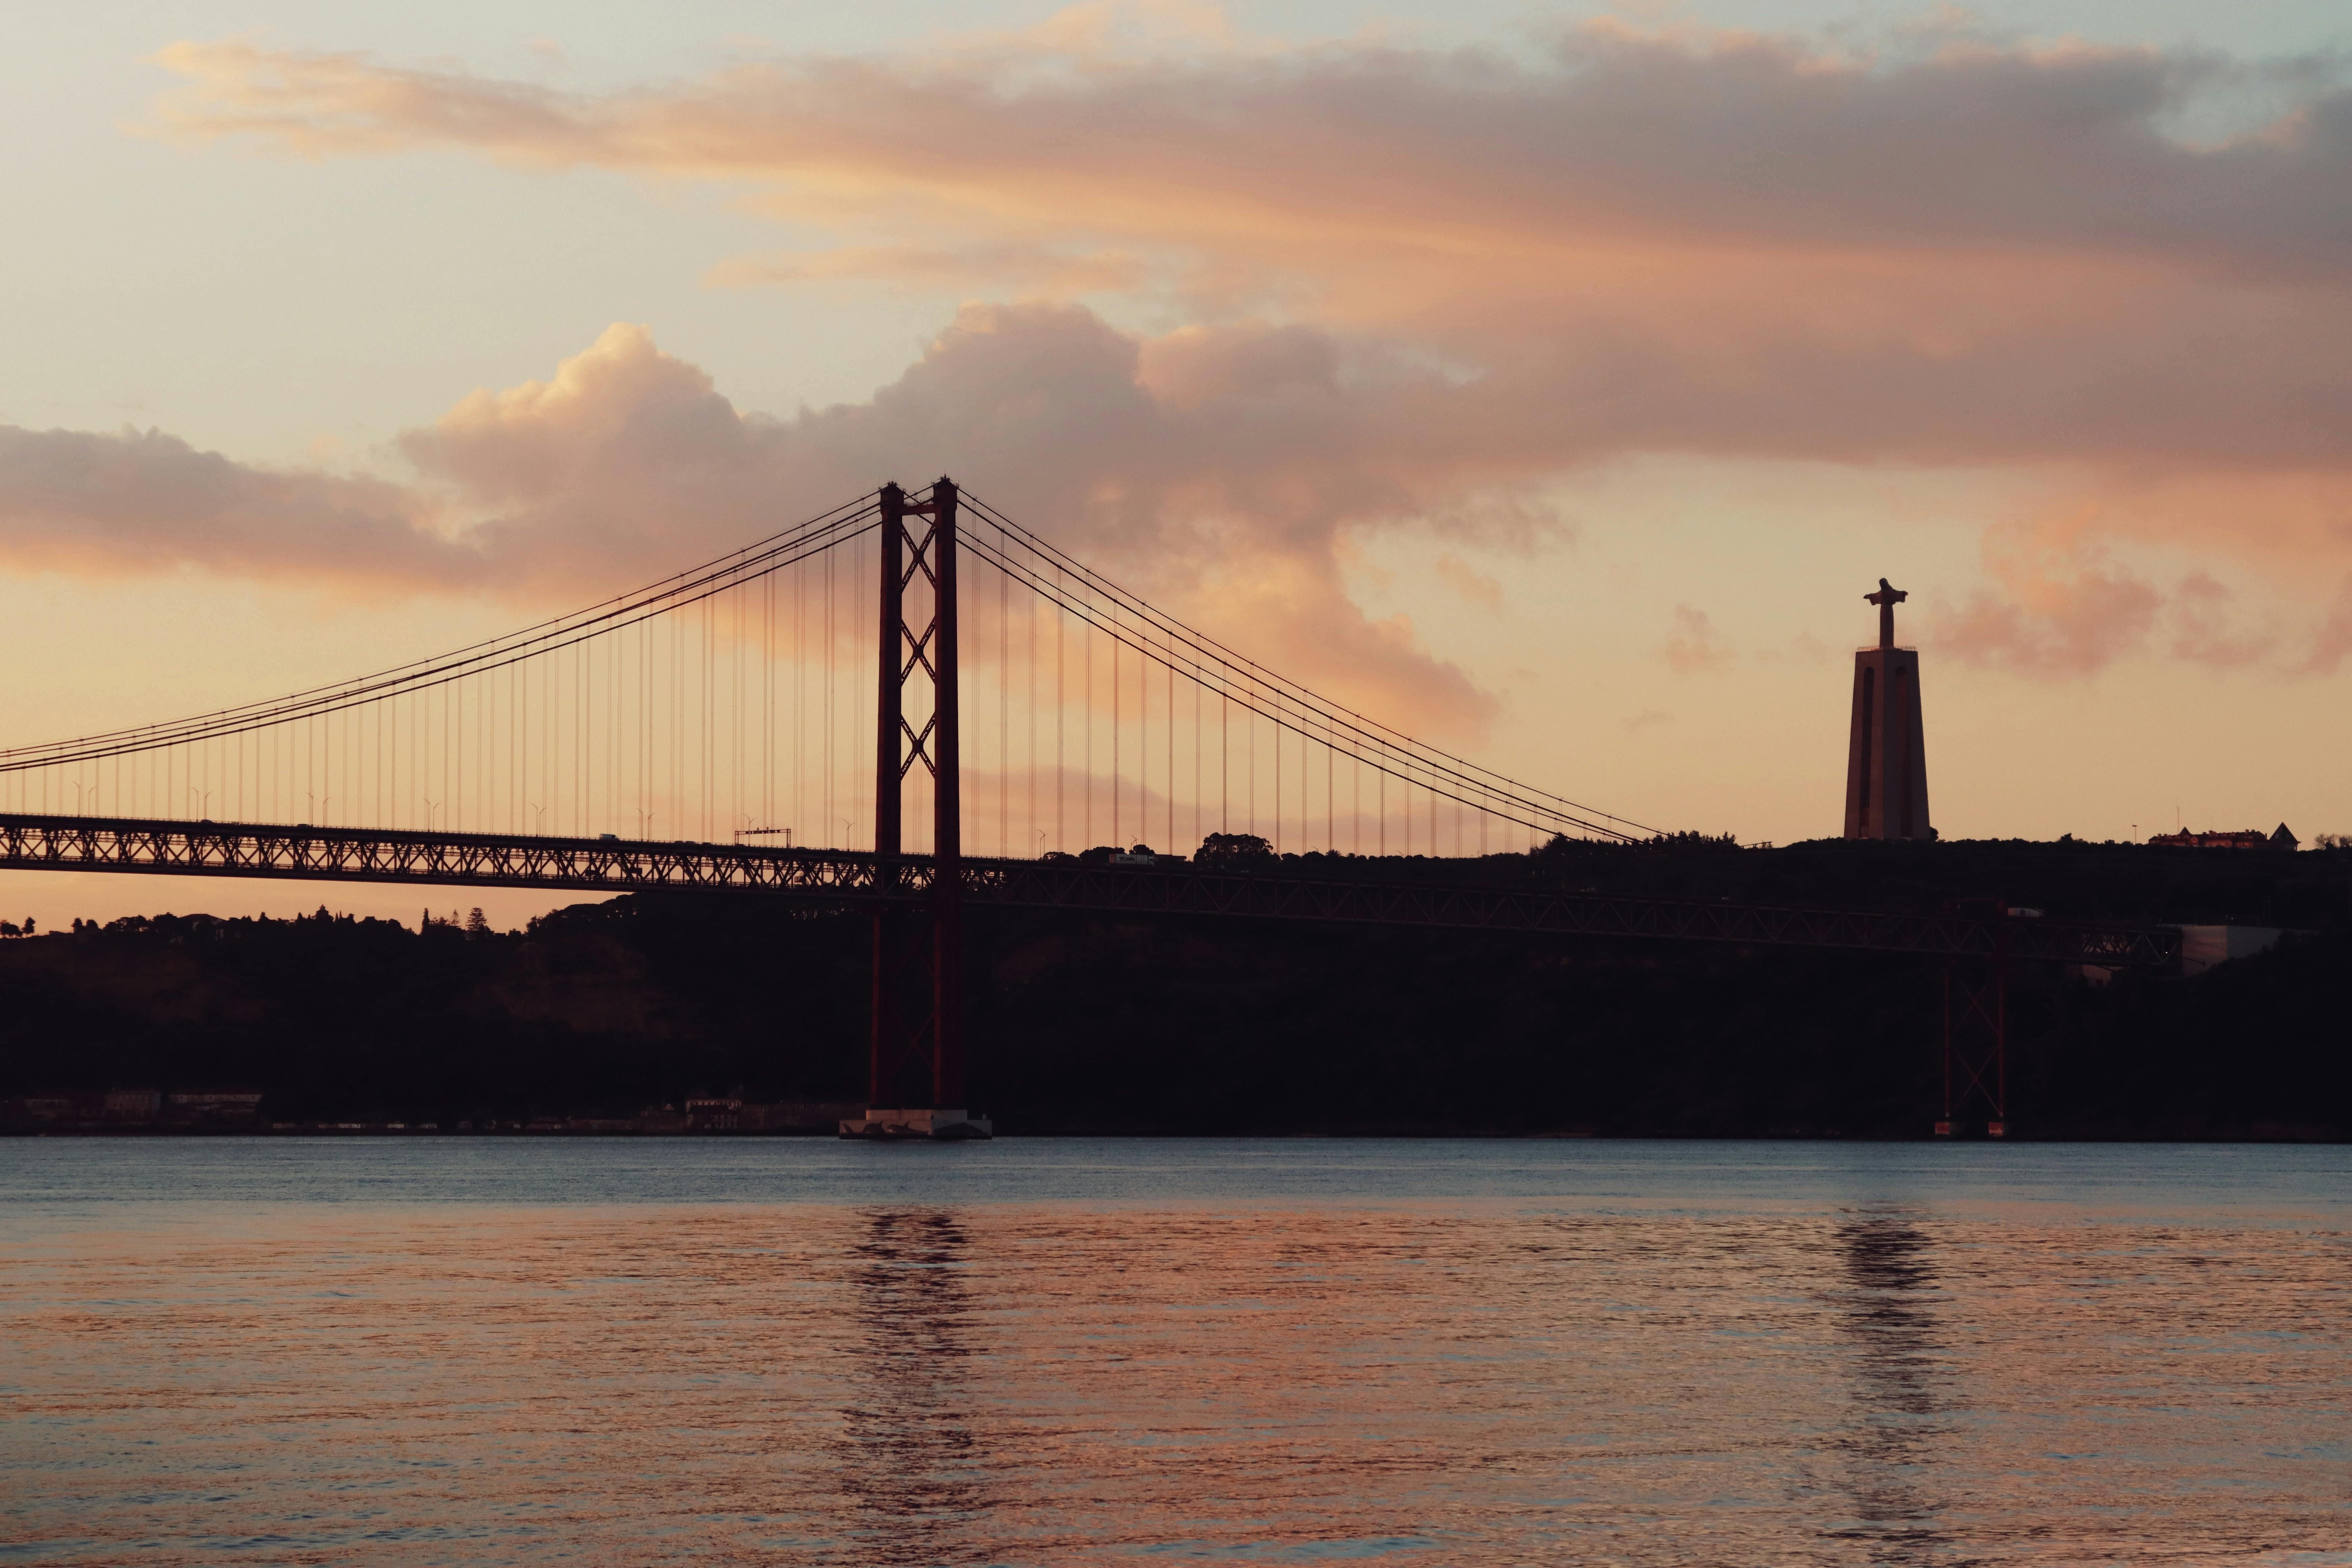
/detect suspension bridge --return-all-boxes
[0,479,2178,1135]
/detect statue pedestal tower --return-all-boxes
[1842,579,1931,840]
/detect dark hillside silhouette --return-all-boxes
[2,837,2345,1137]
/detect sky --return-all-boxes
[1,0,2347,929]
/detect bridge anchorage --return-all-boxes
[0,475,2181,1138]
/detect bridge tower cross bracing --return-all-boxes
[849,477,989,1141]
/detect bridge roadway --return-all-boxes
[0,812,2180,970]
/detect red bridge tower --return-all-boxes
[840,479,991,1140]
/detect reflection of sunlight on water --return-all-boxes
[1823,1207,1950,1566]
[834,1211,989,1564]
[2,1148,2349,1564]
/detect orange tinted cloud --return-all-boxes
[145,26,2352,280]
[1925,499,2325,676]
[0,423,469,590]
[0,314,1506,734]
[1924,480,2352,675]
[139,24,2352,477]
[83,17,2352,684]
[1662,605,1732,675]
[706,245,1149,297]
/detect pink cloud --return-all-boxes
[0,423,469,590]
[2302,580,2352,675]
[706,244,1150,298]
[0,313,1508,736]
[1661,604,1732,675]
[1933,569,2162,677]
[130,26,2352,485]
[1928,513,2307,677]
[5,17,2340,701]
[1432,553,1503,611]
[144,27,2352,278]
[2166,572,2275,668]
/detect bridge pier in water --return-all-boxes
[841,478,992,1141]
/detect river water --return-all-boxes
[3,1139,2347,1565]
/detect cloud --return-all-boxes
[0,312,1505,735]
[144,25,2352,283]
[397,321,812,591]
[0,423,470,591]
[2297,579,2352,675]
[133,23,2352,555]
[1433,552,1503,610]
[706,244,1150,297]
[1928,511,2301,676]
[1933,564,2162,677]
[2166,572,2274,668]
[412,311,1503,733]
[1929,501,2174,676]
[1661,604,1731,674]
[71,14,2352,688]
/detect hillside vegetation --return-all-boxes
[3,837,2344,1138]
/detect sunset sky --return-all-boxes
[2,0,2346,928]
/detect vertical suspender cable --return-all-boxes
[823,541,834,846]
[1083,617,1093,850]
[1054,590,1065,852]
[1025,555,1036,855]
[1110,631,1119,848]
[1006,562,1016,860]
[1219,685,1228,834]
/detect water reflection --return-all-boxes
[1824,1208,1950,1564]
[10,1151,2351,1566]
[833,1209,991,1564]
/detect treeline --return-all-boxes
[0,837,2345,1137]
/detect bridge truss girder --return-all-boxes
[0,813,881,899]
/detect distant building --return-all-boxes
[2148,824,2297,851]
[104,1089,161,1120]
[8,1091,106,1125]
[1842,579,1932,841]
[3,1089,162,1128]
[165,1091,264,1126]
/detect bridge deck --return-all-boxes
[0,813,2180,969]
